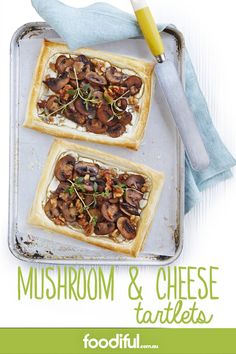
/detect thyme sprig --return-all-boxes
[41,68,101,121]
[66,177,111,222]
[104,89,130,117]
[67,179,93,222]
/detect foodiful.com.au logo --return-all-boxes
[83,333,159,350]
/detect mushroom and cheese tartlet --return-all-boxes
[28,140,164,257]
[24,40,154,150]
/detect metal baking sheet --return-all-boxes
[9,22,184,265]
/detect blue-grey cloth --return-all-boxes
[31,0,236,213]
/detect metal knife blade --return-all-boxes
[131,0,210,171]
[155,60,210,170]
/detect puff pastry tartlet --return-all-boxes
[28,139,164,257]
[24,40,155,150]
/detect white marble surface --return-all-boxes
[0,0,235,327]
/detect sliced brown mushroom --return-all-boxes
[37,100,47,109]
[75,161,99,176]
[73,61,84,73]
[92,90,104,102]
[89,208,103,222]
[95,178,106,192]
[118,173,129,183]
[125,188,143,207]
[105,67,124,85]
[55,181,76,202]
[96,103,113,124]
[61,202,78,222]
[126,174,145,190]
[84,194,94,206]
[77,54,95,71]
[64,103,87,125]
[54,155,75,182]
[101,202,120,222]
[119,111,132,126]
[56,55,74,74]
[45,95,60,113]
[109,197,119,204]
[55,181,71,194]
[83,181,95,192]
[64,109,87,126]
[106,116,119,127]
[95,222,116,235]
[123,75,142,96]
[44,198,60,220]
[74,98,94,116]
[85,71,107,86]
[44,72,70,93]
[120,202,140,216]
[107,123,125,138]
[86,119,107,134]
[114,98,127,113]
[117,217,136,240]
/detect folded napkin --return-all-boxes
[31,0,236,213]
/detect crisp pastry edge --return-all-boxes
[23,39,155,150]
[28,139,165,257]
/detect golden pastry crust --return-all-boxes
[28,139,164,257]
[24,39,155,150]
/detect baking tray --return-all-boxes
[9,22,185,265]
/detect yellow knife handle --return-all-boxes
[131,0,165,59]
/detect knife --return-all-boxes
[131,0,210,171]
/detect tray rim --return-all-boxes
[8,22,185,266]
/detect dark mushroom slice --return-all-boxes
[85,71,107,86]
[74,98,94,116]
[65,111,87,126]
[123,75,142,96]
[54,155,75,182]
[84,194,94,206]
[55,181,71,194]
[38,100,47,109]
[125,188,143,208]
[55,181,76,202]
[44,72,70,93]
[95,222,116,235]
[106,116,119,127]
[95,178,106,192]
[55,55,74,74]
[109,197,119,204]
[105,67,124,85]
[92,90,104,102]
[96,103,113,124]
[101,202,120,222]
[120,202,140,216]
[67,61,86,80]
[64,104,87,125]
[126,174,145,190]
[77,54,90,65]
[73,61,85,73]
[89,208,103,222]
[86,119,107,134]
[76,54,95,71]
[44,198,60,220]
[117,217,136,240]
[83,181,95,192]
[119,111,132,126]
[114,98,127,113]
[75,161,99,177]
[107,123,126,138]
[64,101,77,115]
[61,202,78,222]
[45,95,61,113]
[118,173,129,183]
